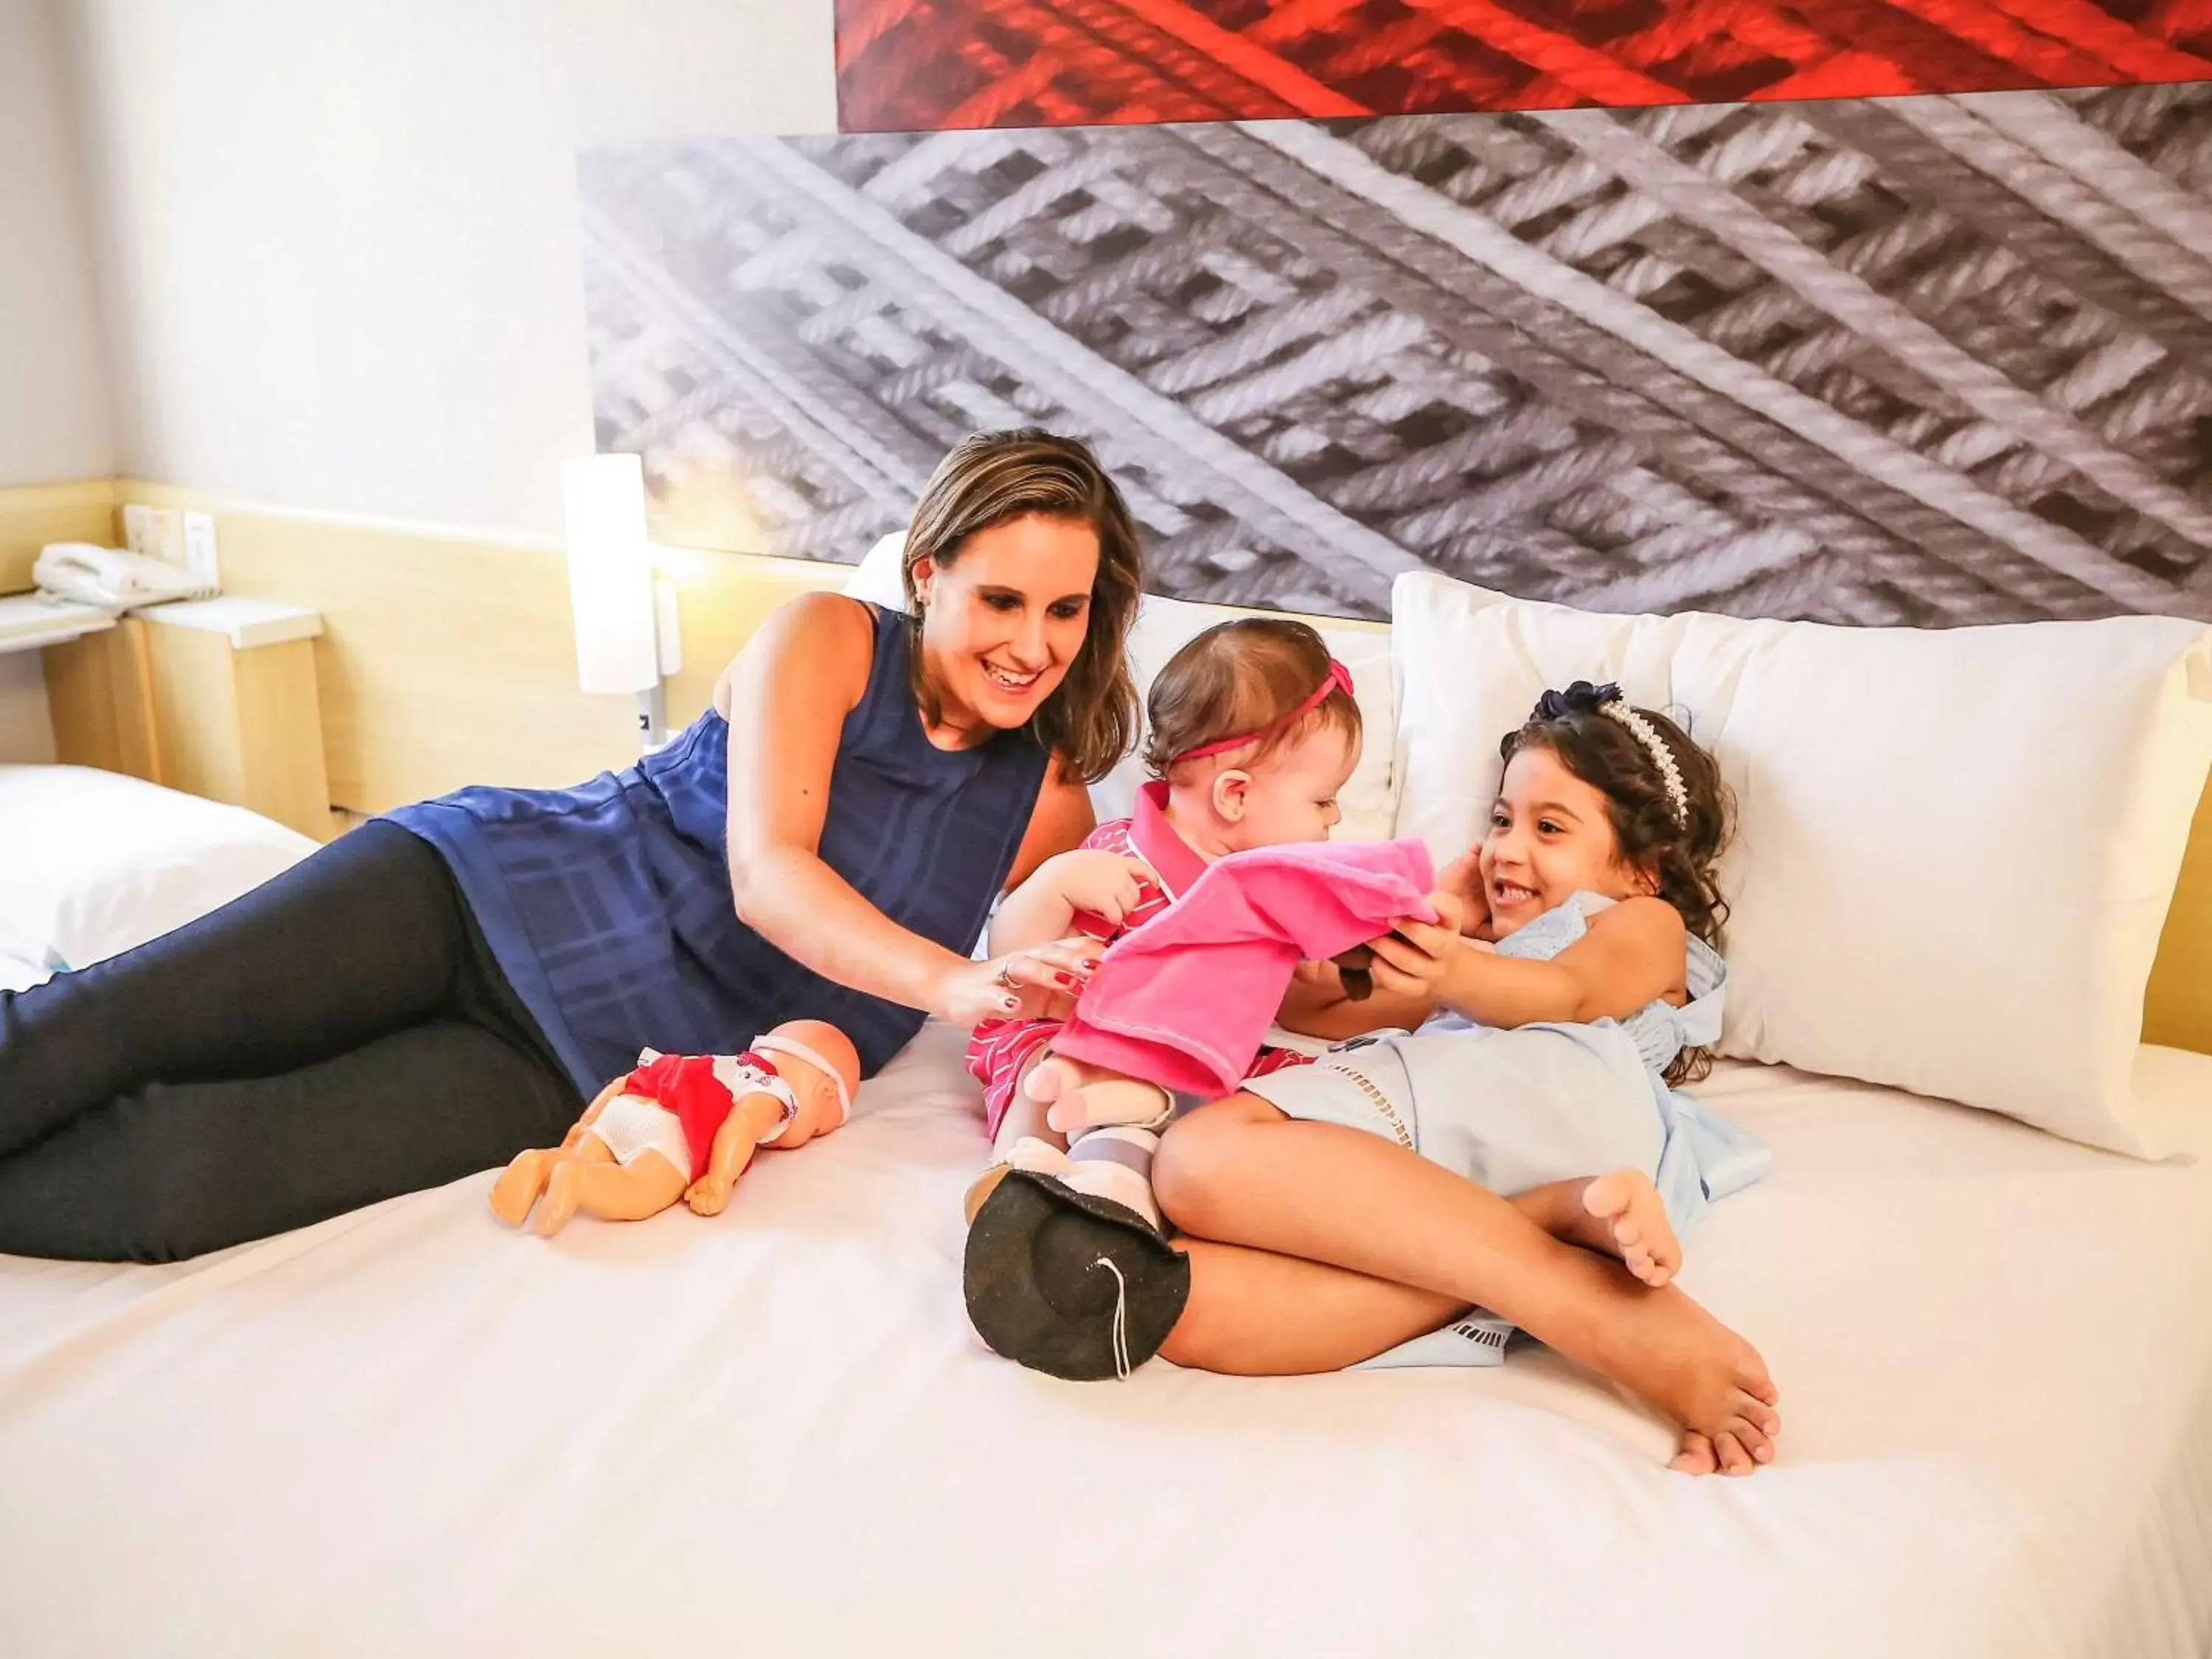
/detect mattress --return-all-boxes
[1,1024,2208,1659]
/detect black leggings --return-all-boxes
[0,821,583,1262]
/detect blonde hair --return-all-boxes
[901,429,1143,785]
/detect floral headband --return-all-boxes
[1531,681,1689,828]
[1174,658,1354,765]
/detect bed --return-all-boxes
[0,1023,2206,1658]
[3,563,2210,1658]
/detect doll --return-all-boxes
[489,1020,859,1237]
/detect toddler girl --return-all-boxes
[1149,679,1777,1472]
[964,616,1360,1227]
[1256,679,1763,1275]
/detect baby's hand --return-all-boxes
[1047,849,1155,927]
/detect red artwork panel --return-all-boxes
[835,0,2212,131]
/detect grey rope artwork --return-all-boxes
[580,84,2212,627]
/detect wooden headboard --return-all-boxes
[2146,776,2212,1056]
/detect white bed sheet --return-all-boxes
[1,1028,2208,1659]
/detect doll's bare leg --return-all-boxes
[490,1147,559,1227]
[534,1144,688,1236]
[495,1081,627,1227]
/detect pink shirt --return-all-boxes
[967,783,1307,1132]
[1051,838,1438,1099]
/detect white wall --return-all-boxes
[68,0,838,540]
[0,0,114,487]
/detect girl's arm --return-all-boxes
[1273,895,1475,1041]
[718,595,1093,1026]
[1412,897,1687,1028]
[1286,895,1686,1038]
[1273,959,1441,1043]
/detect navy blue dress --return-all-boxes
[386,603,1051,1094]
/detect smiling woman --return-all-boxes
[0,430,1147,1263]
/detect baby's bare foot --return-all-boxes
[1021,1054,1085,1107]
[1591,1281,1781,1476]
[1582,1170,1680,1288]
[534,1162,582,1237]
[489,1151,551,1227]
[1027,1057,1172,1136]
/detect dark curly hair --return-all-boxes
[1501,682,1733,1084]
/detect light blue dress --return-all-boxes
[1240,891,1771,1369]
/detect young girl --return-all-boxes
[964,616,1360,1227]
[1146,681,1782,1476]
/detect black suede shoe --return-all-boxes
[962,1170,1191,1381]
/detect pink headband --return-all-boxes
[1172,659,1355,765]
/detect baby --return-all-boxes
[965,617,1363,1230]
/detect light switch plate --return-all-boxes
[182,512,221,587]
[122,503,154,555]
[147,508,186,567]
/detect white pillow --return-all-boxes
[0,765,319,973]
[841,537,1402,840]
[841,530,909,611]
[1391,572,2212,1158]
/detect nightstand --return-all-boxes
[43,597,335,841]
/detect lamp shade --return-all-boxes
[563,453,659,695]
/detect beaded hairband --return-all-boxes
[1532,681,1690,828]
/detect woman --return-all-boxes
[0,429,1144,1262]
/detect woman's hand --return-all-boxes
[1044,850,1156,927]
[936,936,1104,1025]
[1362,892,1468,998]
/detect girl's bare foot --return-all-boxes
[1671,1433,1718,1476]
[1581,1170,1680,1288]
[534,1162,583,1237]
[489,1151,552,1227]
[1587,1281,1781,1476]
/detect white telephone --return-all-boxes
[33,542,219,609]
